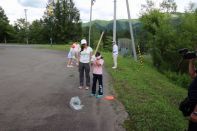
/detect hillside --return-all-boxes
[82,19,142,32]
[104,53,188,130]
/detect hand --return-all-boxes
[91,55,96,62]
[190,112,197,123]
[189,58,195,63]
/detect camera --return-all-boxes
[178,48,197,59]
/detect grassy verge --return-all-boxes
[35,44,70,51]
[35,45,188,130]
[103,52,188,130]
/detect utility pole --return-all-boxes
[24,9,28,44]
[47,0,54,46]
[126,0,137,61]
[88,0,93,47]
[113,0,117,43]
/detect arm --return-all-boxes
[89,47,93,63]
[190,105,197,122]
[77,52,80,64]
[95,59,104,66]
[96,60,101,66]
[189,59,196,79]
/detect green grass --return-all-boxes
[35,45,188,131]
[35,44,70,51]
[103,53,188,131]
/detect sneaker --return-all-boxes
[85,86,89,90]
[69,65,74,67]
[67,65,71,67]
[78,86,83,89]
[90,93,96,97]
[96,95,103,99]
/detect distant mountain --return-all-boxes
[82,12,184,32]
[82,19,142,32]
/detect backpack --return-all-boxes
[179,97,195,117]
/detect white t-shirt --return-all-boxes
[113,44,118,55]
[79,47,93,63]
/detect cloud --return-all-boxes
[17,0,46,8]
[1,0,196,25]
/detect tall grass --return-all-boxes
[103,52,188,130]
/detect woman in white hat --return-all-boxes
[78,39,93,90]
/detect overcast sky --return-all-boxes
[0,0,196,24]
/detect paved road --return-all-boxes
[0,45,127,131]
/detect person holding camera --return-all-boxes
[188,58,197,130]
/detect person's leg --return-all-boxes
[98,75,103,95]
[112,55,115,67]
[84,63,90,89]
[91,74,97,95]
[79,62,84,88]
[112,55,118,68]
[67,58,71,67]
[75,52,79,66]
[114,55,117,68]
[67,52,71,67]
[70,58,73,67]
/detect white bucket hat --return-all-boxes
[81,39,87,45]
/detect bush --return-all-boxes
[164,71,191,88]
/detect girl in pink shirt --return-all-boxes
[91,52,104,98]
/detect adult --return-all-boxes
[188,58,197,131]
[78,39,93,90]
[112,41,118,69]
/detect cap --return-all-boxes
[81,39,87,45]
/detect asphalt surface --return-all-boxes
[0,45,127,131]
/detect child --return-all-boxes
[73,42,81,66]
[91,52,104,98]
[67,43,76,67]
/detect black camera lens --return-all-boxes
[178,48,188,54]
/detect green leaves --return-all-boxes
[0,6,10,42]
[140,1,197,73]
[46,0,81,43]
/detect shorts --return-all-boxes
[67,52,76,59]
[67,52,72,59]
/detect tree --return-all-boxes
[14,18,29,43]
[160,0,177,13]
[141,0,156,14]
[140,0,181,71]
[179,8,197,50]
[0,6,11,43]
[140,1,197,73]
[28,20,46,44]
[44,0,82,43]
[102,31,113,52]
